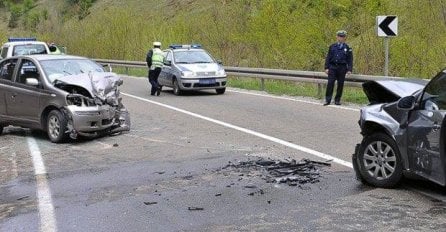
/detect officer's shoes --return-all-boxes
[323,102,330,106]
[156,88,161,96]
[335,102,341,105]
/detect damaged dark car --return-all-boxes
[0,55,130,143]
[353,71,446,188]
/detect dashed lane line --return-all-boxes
[27,137,57,232]
[122,92,353,168]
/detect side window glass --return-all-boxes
[165,51,172,62]
[0,59,18,81]
[17,59,41,87]
[0,47,8,59]
[422,72,446,110]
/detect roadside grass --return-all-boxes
[113,67,368,105]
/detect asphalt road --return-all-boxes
[1,75,446,231]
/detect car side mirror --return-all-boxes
[26,78,39,87]
[102,64,113,72]
[49,45,57,53]
[217,60,223,65]
[164,60,172,66]
[397,96,416,110]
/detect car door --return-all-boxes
[407,71,446,185]
[159,51,173,87]
[0,58,18,118]
[6,58,44,126]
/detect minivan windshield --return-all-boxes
[40,59,104,83]
[13,44,47,56]
[174,50,214,64]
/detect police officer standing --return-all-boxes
[324,30,353,105]
[146,41,164,96]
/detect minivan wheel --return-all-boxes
[173,79,182,96]
[356,133,403,188]
[47,110,68,143]
[216,88,226,94]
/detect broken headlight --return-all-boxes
[66,95,83,106]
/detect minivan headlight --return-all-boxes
[181,71,196,78]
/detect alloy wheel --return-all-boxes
[363,141,397,180]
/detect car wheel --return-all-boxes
[216,88,226,94]
[173,79,182,96]
[47,110,68,143]
[356,133,403,188]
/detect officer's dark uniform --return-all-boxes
[324,32,353,105]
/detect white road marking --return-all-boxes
[122,92,353,168]
[27,137,57,232]
[227,89,360,112]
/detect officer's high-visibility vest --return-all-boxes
[151,48,164,69]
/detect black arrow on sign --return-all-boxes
[379,16,396,36]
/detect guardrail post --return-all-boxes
[317,83,323,98]
[125,67,129,75]
[260,78,265,91]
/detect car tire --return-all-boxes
[356,133,403,188]
[173,79,182,96]
[47,110,68,143]
[216,88,226,95]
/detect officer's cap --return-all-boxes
[336,30,347,37]
[153,41,162,47]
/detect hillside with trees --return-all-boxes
[1,0,445,78]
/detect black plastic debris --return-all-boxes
[113,143,119,147]
[188,207,204,211]
[155,171,165,175]
[223,158,331,186]
[215,193,222,197]
[16,196,29,201]
[144,201,157,205]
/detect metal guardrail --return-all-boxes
[93,58,405,96]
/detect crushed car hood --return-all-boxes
[362,79,427,104]
[55,72,123,100]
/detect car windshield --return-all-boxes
[13,44,47,56]
[174,50,214,64]
[40,59,104,83]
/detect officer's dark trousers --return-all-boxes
[148,67,161,95]
[325,65,347,103]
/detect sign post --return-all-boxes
[377,15,398,76]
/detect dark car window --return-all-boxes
[0,59,18,81]
[1,47,8,59]
[422,72,446,110]
[13,44,47,56]
[17,59,41,87]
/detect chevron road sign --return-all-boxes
[377,16,398,37]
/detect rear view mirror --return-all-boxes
[102,64,112,72]
[49,45,57,53]
[397,96,416,110]
[26,78,39,86]
[164,60,172,66]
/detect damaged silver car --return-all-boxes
[0,55,130,143]
[353,72,446,188]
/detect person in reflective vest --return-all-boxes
[146,41,164,96]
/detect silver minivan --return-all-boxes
[158,44,227,95]
[0,55,130,142]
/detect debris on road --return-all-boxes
[222,157,331,186]
[155,171,165,175]
[113,143,119,147]
[143,201,158,205]
[16,196,29,201]
[188,207,204,211]
[215,193,222,197]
